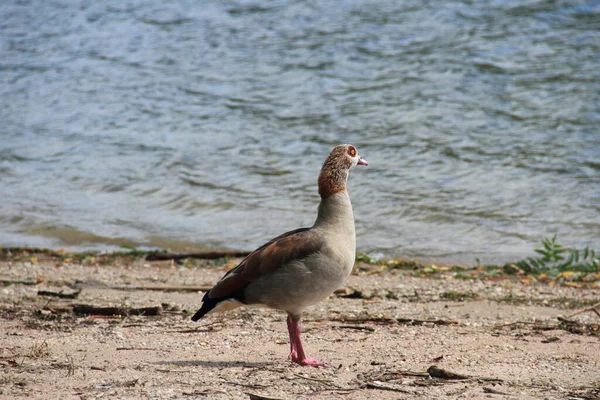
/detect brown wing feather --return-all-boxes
[207,227,324,300]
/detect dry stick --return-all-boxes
[397,318,458,326]
[483,387,509,395]
[145,251,250,261]
[337,325,375,332]
[1,279,38,286]
[72,304,162,316]
[364,381,416,394]
[331,316,395,324]
[493,321,555,331]
[426,365,503,383]
[334,287,353,295]
[473,377,505,383]
[167,314,240,333]
[156,368,198,374]
[427,366,470,380]
[292,374,355,391]
[168,326,220,333]
[397,370,430,378]
[111,285,214,292]
[221,380,267,389]
[246,393,285,400]
[37,289,81,299]
[293,373,338,386]
[333,316,458,326]
[562,301,600,319]
[495,321,542,327]
[116,347,158,351]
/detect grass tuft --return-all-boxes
[27,341,50,359]
[513,235,598,276]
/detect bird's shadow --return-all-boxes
[151,360,278,368]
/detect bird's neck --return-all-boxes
[318,168,348,198]
[313,191,355,237]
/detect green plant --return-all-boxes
[515,235,599,275]
[355,253,385,265]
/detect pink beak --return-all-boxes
[358,157,368,166]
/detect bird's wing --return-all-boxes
[207,227,324,300]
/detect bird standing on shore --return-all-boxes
[191,144,368,367]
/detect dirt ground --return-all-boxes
[1,255,599,400]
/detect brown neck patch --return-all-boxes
[318,147,352,198]
[318,169,348,198]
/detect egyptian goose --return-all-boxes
[191,144,368,367]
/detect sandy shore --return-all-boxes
[1,254,599,399]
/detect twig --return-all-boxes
[336,325,375,332]
[0,279,39,286]
[293,373,341,387]
[111,285,213,292]
[483,386,509,395]
[330,316,396,324]
[541,336,560,343]
[156,368,197,373]
[492,321,555,331]
[145,251,250,261]
[427,366,470,380]
[168,315,237,333]
[562,301,600,319]
[221,380,267,389]
[334,287,351,295]
[397,318,458,326]
[182,389,220,396]
[398,370,430,378]
[475,377,505,383]
[425,366,503,383]
[167,326,220,333]
[494,321,542,328]
[116,347,158,351]
[66,355,75,376]
[246,393,285,400]
[72,304,162,316]
[365,381,415,394]
[37,289,81,299]
[332,316,458,326]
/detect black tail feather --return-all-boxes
[191,288,247,322]
[190,300,218,321]
[191,292,217,322]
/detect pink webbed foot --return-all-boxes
[288,351,329,368]
[292,356,330,368]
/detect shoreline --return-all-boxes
[1,250,599,399]
[2,245,598,289]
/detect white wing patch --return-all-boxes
[209,298,244,314]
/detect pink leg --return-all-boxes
[286,315,298,360]
[286,315,328,367]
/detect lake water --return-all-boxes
[1,0,599,264]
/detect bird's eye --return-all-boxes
[348,146,357,157]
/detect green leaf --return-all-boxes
[564,251,575,267]
[534,249,550,257]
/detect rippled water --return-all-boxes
[1,0,599,263]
